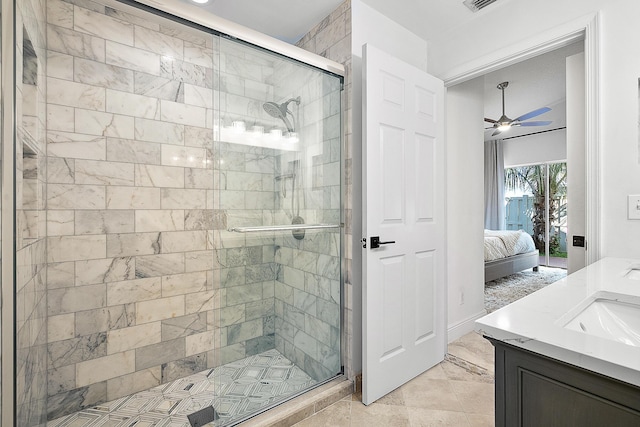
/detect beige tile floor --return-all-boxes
[293,332,495,426]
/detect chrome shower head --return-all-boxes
[263,101,286,119]
[263,96,301,132]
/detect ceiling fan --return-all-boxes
[485,81,552,136]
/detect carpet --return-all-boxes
[484,266,567,313]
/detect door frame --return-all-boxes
[441,13,600,264]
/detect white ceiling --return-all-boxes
[175,0,504,44]
[359,0,502,42]
[175,0,345,43]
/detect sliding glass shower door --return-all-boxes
[211,37,343,425]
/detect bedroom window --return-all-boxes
[504,162,567,268]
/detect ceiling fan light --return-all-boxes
[485,82,552,137]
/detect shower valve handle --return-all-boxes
[370,236,395,249]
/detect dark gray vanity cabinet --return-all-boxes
[488,338,640,426]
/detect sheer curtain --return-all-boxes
[484,139,505,230]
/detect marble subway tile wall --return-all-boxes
[16,0,49,424]
[214,38,302,366]
[267,65,343,380]
[215,45,277,363]
[296,0,353,379]
[45,0,217,419]
[218,39,275,122]
[273,227,342,380]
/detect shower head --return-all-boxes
[263,102,287,120]
[263,96,301,132]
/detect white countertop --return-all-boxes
[476,257,640,387]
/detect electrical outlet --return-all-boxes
[460,291,464,305]
[628,195,640,220]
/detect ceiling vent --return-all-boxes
[463,0,497,12]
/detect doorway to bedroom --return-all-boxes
[480,43,580,313]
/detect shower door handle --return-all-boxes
[370,236,395,249]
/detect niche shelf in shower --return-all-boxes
[218,121,299,151]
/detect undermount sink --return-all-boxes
[624,267,640,280]
[562,292,640,347]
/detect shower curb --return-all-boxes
[237,377,353,426]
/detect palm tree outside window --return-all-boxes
[504,163,567,267]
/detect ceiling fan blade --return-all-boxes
[491,128,503,136]
[516,120,553,127]
[484,117,498,123]
[514,107,551,122]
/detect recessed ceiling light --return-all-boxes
[191,0,209,4]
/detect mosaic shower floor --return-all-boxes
[48,350,317,427]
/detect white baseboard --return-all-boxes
[447,309,487,343]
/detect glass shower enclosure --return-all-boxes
[2,0,344,425]
[211,38,344,424]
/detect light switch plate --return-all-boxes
[628,195,640,219]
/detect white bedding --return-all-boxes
[484,229,536,262]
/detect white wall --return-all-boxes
[429,0,603,79]
[502,129,567,168]
[352,0,429,72]
[428,0,640,261]
[350,0,429,373]
[446,78,486,341]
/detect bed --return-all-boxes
[484,229,539,282]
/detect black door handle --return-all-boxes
[370,236,396,249]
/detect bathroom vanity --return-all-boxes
[476,258,640,426]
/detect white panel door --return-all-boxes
[362,44,445,405]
